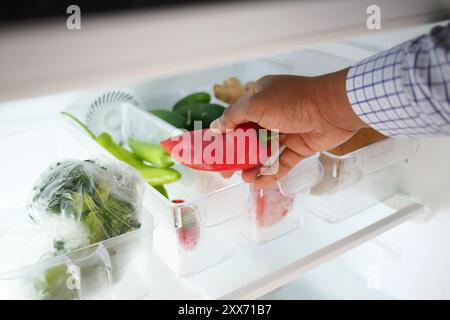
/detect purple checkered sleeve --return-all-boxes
[346,22,450,136]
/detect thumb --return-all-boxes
[210,94,258,131]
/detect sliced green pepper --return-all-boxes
[173,92,210,110]
[173,102,225,129]
[95,132,145,169]
[128,138,173,168]
[61,112,180,186]
[150,109,189,129]
[139,166,180,186]
[153,185,169,199]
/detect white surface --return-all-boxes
[334,136,450,300]
[319,19,450,300]
[0,0,448,101]
[144,194,423,299]
[0,18,449,299]
[259,258,391,300]
[0,76,426,300]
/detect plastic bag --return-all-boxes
[27,158,144,253]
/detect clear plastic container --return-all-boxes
[130,57,294,109]
[59,50,347,276]
[240,156,323,244]
[123,105,243,276]
[128,49,354,110]
[0,123,154,299]
[309,137,419,223]
[63,94,242,277]
[122,105,323,276]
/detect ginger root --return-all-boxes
[214,77,256,104]
[213,77,244,104]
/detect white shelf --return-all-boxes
[0,21,437,299]
[259,258,392,300]
[146,193,424,299]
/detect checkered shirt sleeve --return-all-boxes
[346,22,450,136]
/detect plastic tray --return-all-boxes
[128,49,354,110]
[60,50,350,276]
[131,57,294,109]
[240,156,322,244]
[122,105,322,276]
[309,137,419,223]
[64,93,243,277]
[0,123,154,299]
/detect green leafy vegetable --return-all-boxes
[28,159,143,299]
[29,159,141,249]
[34,265,79,300]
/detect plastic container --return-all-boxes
[128,49,354,110]
[130,57,294,109]
[309,137,419,223]
[123,105,243,276]
[121,105,323,276]
[59,49,348,275]
[63,94,242,277]
[0,214,153,300]
[240,156,323,244]
[0,123,154,299]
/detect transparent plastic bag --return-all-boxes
[24,158,147,299]
[27,158,144,253]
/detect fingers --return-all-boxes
[254,148,304,189]
[210,97,252,131]
[240,134,315,189]
[281,134,316,158]
[239,147,305,189]
[241,166,260,183]
[210,77,265,131]
[220,171,234,179]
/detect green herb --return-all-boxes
[29,159,142,299]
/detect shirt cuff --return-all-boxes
[345,40,444,137]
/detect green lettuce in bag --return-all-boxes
[28,158,144,299]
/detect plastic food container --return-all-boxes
[127,49,354,110]
[60,49,345,276]
[309,137,419,223]
[123,105,242,276]
[121,105,323,276]
[130,57,294,109]
[0,123,154,299]
[240,156,323,244]
[64,95,241,277]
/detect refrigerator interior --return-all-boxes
[0,19,449,299]
[264,20,450,300]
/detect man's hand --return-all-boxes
[210,69,368,189]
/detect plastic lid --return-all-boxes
[277,155,323,196]
[357,138,419,175]
[193,183,250,227]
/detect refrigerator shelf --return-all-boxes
[0,42,431,299]
[145,192,424,299]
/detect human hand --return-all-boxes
[210,69,368,189]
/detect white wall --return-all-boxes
[0,0,448,102]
